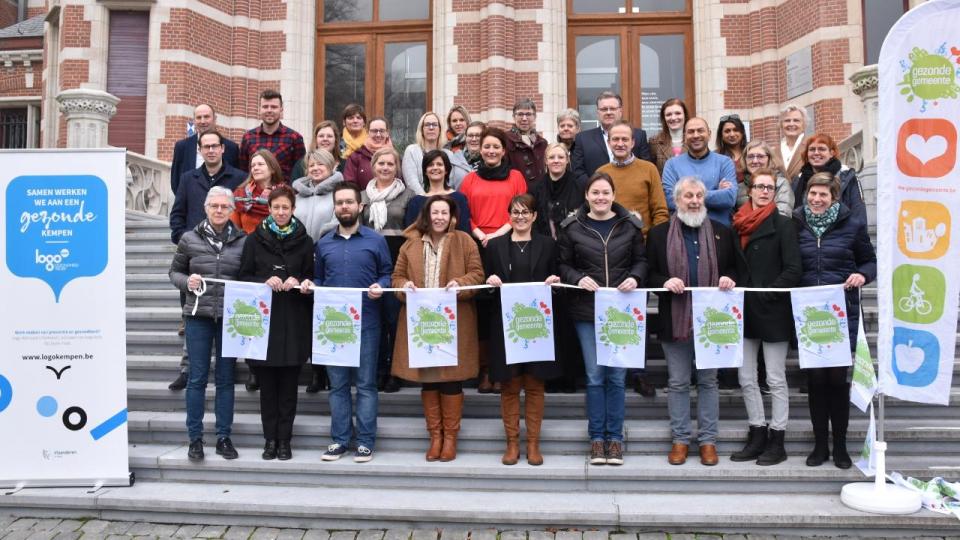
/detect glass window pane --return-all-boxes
[632,0,685,12]
[323,0,372,22]
[638,34,685,133]
[324,43,365,124]
[576,35,621,129]
[865,0,906,65]
[380,0,428,21]
[572,0,626,14]
[384,42,427,150]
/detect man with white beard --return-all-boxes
[645,177,744,467]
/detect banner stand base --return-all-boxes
[4,482,24,495]
[841,441,921,515]
[841,481,921,514]
[86,481,105,494]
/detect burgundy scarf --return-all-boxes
[665,215,719,341]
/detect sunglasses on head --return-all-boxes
[719,114,741,123]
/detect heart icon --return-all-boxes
[952,46,960,56]
[905,134,948,164]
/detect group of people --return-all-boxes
[167,89,876,472]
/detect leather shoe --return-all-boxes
[667,443,688,465]
[277,439,292,461]
[187,439,203,462]
[168,372,187,391]
[216,437,238,460]
[634,376,656,397]
[262,439,277,460]
[699,443,719,466]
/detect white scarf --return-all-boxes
[365,178,406,231]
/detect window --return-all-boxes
[316,0,431,149]
[568,0,693,132]
[106,10,149,154]
[0,107,27,148]
[863,0,909,65]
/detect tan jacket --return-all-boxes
[391,228,485,383]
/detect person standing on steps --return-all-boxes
[793,172,876,470]
[238,89,306,183]
[504,98,547,188]
[730,168,802,466]
[571,90,653,184]
[307,182,393,464]
[484,194,562,466]
[168,186,246,462]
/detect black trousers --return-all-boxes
[253,364,302,441]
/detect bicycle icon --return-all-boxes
[898,273,933,315]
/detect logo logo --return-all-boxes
[34,248,71,271]
[506,302,550,345]
[896,119,957,177]
[411,305,455,350]
[697,306,741,348]
[315,305,359,348]
[898,200,950,259]
[892,264,944,324]
[226,298,268,341]
[897,46,960,104]
[598,306,643,349]
[892,327,940,387]
[797,305,847,350]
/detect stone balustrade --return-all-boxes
[126,151,173,217]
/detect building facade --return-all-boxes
[0,0,921,162]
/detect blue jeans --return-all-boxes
[185,317,235,441]
[662,340,718,445]
[326,324,381,449]
[574,321,626,442]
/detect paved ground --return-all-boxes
[0,518,958,540]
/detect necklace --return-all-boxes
[513,240,530,253]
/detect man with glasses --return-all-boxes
[505,98,548,186]
[571,91,653,185]
[168,129,247,390]
[171,104,240,196]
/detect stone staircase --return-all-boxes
[3,212,959,535]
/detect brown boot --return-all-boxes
[523,376,545,466]
[439,392,464,461]
[500,377,522,465]
[478,370,493,393]
[421,390,442,461]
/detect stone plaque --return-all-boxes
[786,47,813,99]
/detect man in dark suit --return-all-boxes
[571,91,653,185]
[171,104,240,195]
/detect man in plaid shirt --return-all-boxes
[238,89,306,182]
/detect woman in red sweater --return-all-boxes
[458,127,527,247]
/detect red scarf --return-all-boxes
[732,201,776,249]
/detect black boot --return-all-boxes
[757,428,787,466]
[262,439,277,460]
[730,425,767,462]
[245,369,259,392]
[277,439,292,461]
[830,384,852,469]
[806,388,830,466]
[306,366,328,393]
[169,372,188,391]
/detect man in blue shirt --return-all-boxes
[309,182,393,463]
[661,117,737,226]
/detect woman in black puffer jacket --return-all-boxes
[558,172,647,466]
[793,172,876,470]
[168,186,247,462]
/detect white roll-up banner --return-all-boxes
[0,149,130,487]
[877,1,960,405]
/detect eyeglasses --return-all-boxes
[746,153,768,162]
[719,114,741,123]
[206,203,232,210]
[514,112,535,118]
[598,107,621,113]
[807,146,831,154]
[200,144,222,151]
[510,209,532,217]
[751,184,776,192]
[466,133,483,139]
[423,122,440,129]
[369,129,387,135]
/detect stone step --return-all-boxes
[127,259,180,275]
[127,243,178,255]
[126,274,176,291]
[126,231,174,247]
[127,410,960,455]
[127,291,180,309]
[1,479,953,534]
[127,308,182,331]
[128,443,955,494]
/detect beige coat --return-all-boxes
[391,228,485,383]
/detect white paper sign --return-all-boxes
[500,283,556,365]
[791,285,852,369]
[221,282,272,361]
[594,289,647,368]
[692,289,744,369]
[312,288,363,367]
[406,289,459,368]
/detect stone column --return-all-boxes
[850,64,879,230]
[55,88,119,148]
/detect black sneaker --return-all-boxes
[187,439,204,462]
[605,441,624,466]
[216,437,238,460]
[322,443,348,461]
[634,377,656,397]
[354,445,373,462]
[168,372,187,391]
